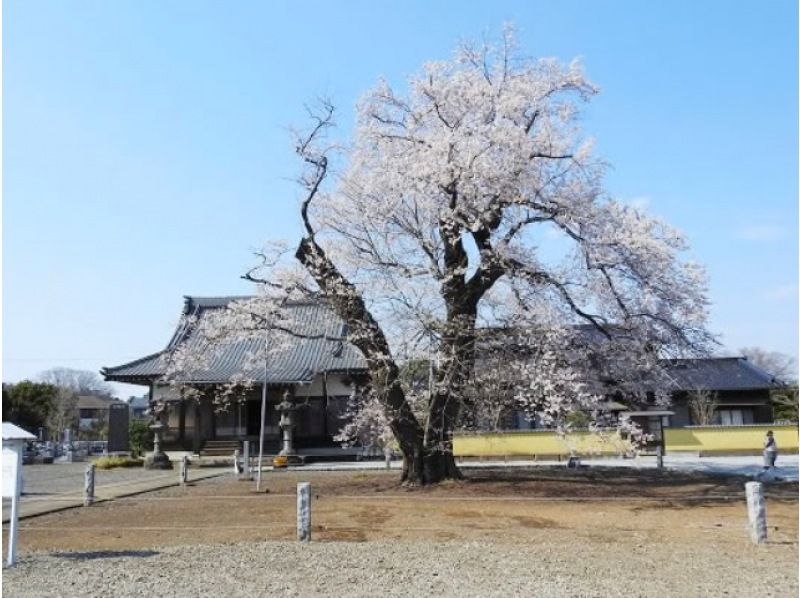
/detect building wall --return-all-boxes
[158,375,356,449]
[453,424,799,457]
[669,403,691,427]
[294,374,353,397]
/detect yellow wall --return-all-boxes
[453,424,799,457]
[454,430,627,458]
[664,425,798,454]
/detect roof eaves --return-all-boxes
[101,351,164,375]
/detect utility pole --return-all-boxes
[256,337,269,492]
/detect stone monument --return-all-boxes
[107,403,129,453]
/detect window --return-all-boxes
[715,409,752,426]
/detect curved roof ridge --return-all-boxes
[103,295,367,385]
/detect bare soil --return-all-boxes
[3,467,797,597]
[5,467,798,549]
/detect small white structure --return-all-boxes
[3,422,36,567]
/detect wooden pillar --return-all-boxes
[193,401,202,454]
[178,401,186,446]
[321,373,329,440]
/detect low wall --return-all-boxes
[453,424,799,458]
[664,424,798,455]
[454,430,626,459]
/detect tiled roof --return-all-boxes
[102,296,367,385]
[76,394,127,409]
[662,357,783,391]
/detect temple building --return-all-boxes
[102,296,368,457]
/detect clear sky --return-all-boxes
[3,1,798,398]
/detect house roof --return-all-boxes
[76,395,126,410]
[102,296,367,386]
[661,357,783,392]
[128,395,149,409]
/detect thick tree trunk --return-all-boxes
[397,437,462,486]
[295,237,469,486]
[423,447,463,483]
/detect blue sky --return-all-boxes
[3,1,798,397]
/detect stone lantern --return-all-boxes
[275,390,303,465]
[144,414,172,470]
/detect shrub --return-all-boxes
[129,420,153,458]
[93,456,143,470]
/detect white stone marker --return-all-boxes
[745,481,767,544]
[180,456,188,485]
[297,482,311,542]
[384,446,392,470]
[233,449,240,475]
[242,441,251,480]
[3,422,35,567]
[84,463,95,506]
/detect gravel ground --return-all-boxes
[3,537,796,598]
[4,468,796,597]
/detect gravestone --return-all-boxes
[107,403,130,453]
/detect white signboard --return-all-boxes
[2,448,19,498]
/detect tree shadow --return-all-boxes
[51,550,159,560]
[458,466,798,503]
[464,466,741,487]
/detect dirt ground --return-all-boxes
[4,466,798,550]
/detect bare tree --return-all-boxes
[46,388,78,441]
[38,368,112,440]
[688,388,719,425]
[38,368,114,396]
[772,388,798,422]
[739,347,797,383]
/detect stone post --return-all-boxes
[234,449,241,475]
[84,463,95,506]
[242,441,251,480]
[656,445,664,469]
[384,446,392,470]
[745,481,767,544]
[297,482,311,542]
[180,456,188,485]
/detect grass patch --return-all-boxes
[92,456,144,470]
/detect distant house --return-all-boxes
[504,356,783,449]
[75,394,126,430]
[127,395,149,420]
[659,357,781,426]
[619,357,783,449]
[102,296,368,456]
